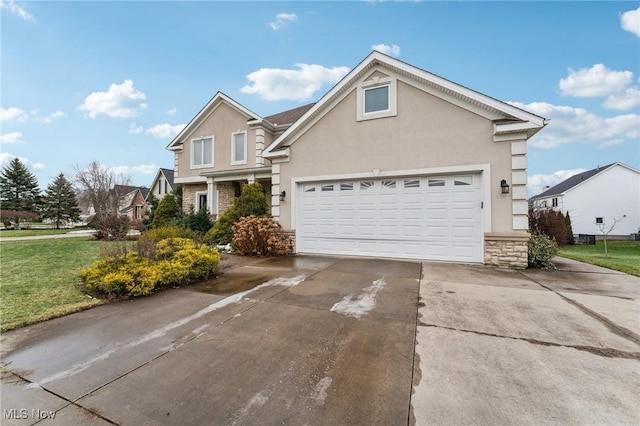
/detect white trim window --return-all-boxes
[231,131,247,165]
[192,136,214,168]
[195,191,208,212]
[357,77,397,121]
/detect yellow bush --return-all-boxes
[79,237,219,298]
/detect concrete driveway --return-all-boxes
[1,255,639,425]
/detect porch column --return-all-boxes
[207,179,218,216]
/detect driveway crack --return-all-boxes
[520,272,640,345]
[418,321,640,360]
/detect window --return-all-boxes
[303,185,316,193]
[192,137,213,168]
[360,181,374,190]
[454,176,472,186]
[382,180,396,189]
[196,192,208,212]
[404,179,420,188]
[595,217,603,224]
[340,182,354,191]
[428,178,445,187]
[364,85,389,114]
[321,184,334,192]
[231,131,247,165]
[357,77,397,121]
[552,197,558,207]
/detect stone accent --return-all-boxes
[182,184,207,212]
[281,230,296,254]
[217,183,237,216]
[484,233,529,269]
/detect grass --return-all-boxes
[557,240,640,277]
[0,237,107,332]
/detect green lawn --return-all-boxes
[0,237,106,332]
[557,240,640,277]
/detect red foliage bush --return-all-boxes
[232,216,292,256]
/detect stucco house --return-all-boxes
[168,51,548,268]
[146,168,175,203]
[529,162,640,237]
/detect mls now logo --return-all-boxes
[3,409,56,419]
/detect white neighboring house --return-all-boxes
[529,162,640,237]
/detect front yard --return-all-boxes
[557,240,640,277]
[0,237,105,332]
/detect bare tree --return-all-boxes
[74,161,131,218]
[597,217,622,257]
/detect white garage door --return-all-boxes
[296,174,483,262]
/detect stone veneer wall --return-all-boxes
[217,183,237,217]
[182,184,207,212]
[484,234,529,269]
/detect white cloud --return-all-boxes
[128,124,144,135]
[372,44,401,57]
[269,12,297,30]
[602,86,640,110]
[0,152,44,172]
[0,132,23,144]
[621,7,640,37]
[0,107,28,122]
[110,164,157,176]
[509,101,640,149]
[528,168,587,197]
[40,110,66,123]
[559,64,632,98]
[78,80,147,118]
[145,123,186,139]
[0,0,35,21]
[166,106,177,116]
[241,63,350,101]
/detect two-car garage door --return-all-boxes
[296,174,483,263]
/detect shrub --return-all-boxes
[529,207,571,247]
[232,216,292,256]
[89,214,131,240]
[143,225,195,243]
[205,182,270,245]
[152,193,179,228]
[528,231,557,269]
[79,237,220,298]
[175,206,213,236]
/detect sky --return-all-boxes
[1,1,639,197]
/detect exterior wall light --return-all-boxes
[279,190,286,201]
[500,179,510,194]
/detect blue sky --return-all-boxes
[1,1,639,197]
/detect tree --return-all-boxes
[151,193,179,228]
[0,158,41,228]
[41,173,81,229]
[597,217,622,257]
[74,161,131,218]
[564,212,575,245]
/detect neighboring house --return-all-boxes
[529,162,640,237]
[147,168,175,202]
[114,185,149,221]
[168,51,548,268]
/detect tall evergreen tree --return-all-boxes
[0,158,41,227]
[42,173,81,229]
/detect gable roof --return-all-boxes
[264,51,548,157]
[264,103,315,127]
[160,168,174,188]
[530,162,637,200]
[167,92,261,150]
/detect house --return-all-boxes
[114,185,149,221]
[168,51,549,268]
[529,162,640,237]
[147,168,175,203]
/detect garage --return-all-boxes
[296,174,483,263]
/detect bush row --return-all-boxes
[79,237,219,298]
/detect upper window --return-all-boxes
[552,197,558,207]
[595,217,604,224]
[357,77,397,121]
[231,131,247,165]
[364,86,389,114]
[192,137,213,168]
